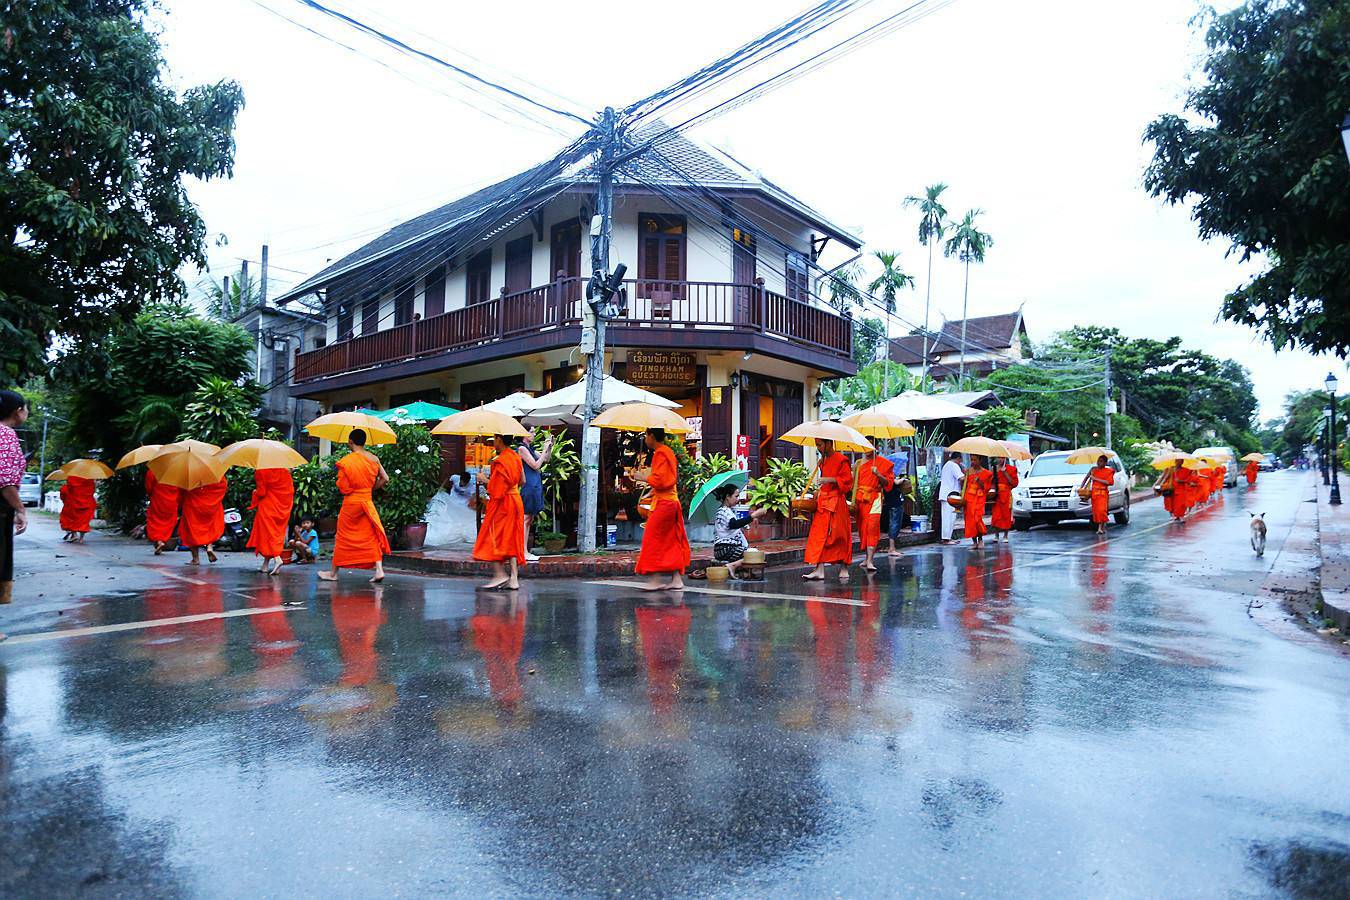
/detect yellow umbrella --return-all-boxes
[780,420,874,454]
[1065,446,1112,465]
[841,410,916,439]
[947,436,1016,458]
[53,459,114,480]
[591,402,691,434]
[147,444,228,490]
[1193,454,1224,468]
[305,411,397,445]
[1240,452,1266,462]
[998,440,1033,461]
[431,407,528,438]
[217,439,307,470]
[157,439,222,455]
[115,444,164,469]
[1150,451,1203,470]
[46,463,70,481]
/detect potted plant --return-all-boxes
[535,428,579,546]
[537,530,568,554]
[743,458,809,540]
[372,423,442,550]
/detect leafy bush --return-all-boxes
[968,406,1026,439]
[224,467,256,527]
[667,437,699,509]
[744,458,810,516]
[180,376,264,445]
[291,454,342,522]
[98,471,147,532]
[694,453,734,486]
[534,429,579,532]
[372,424,442,529]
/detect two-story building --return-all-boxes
[889,308,1033,379]
[279,131,860,476]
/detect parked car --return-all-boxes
[1012,449,1130,530]
[1193,445,1239,487]
[18,472,41,507]
[1260,454,1279,471]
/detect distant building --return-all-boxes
[890,308,1032,378]
[232,303,325,441]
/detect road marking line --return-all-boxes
[155,570,208,586]
[991,519,1178,575]
[0,606,291,646]
[585,580,866,606]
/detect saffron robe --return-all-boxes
[963,468,993,538]
[805,451,854,565]
[179,478,227,547]
[246,468,294,559]
[473,448,526,564]
[1246,461,1259,485]
[332,451,391,569]
[1158,468,1177,516]
[990,464,1018,530]
[145,470,180,544]
[59,475,97,533]
[636,443,690,574]
[855,455,895,550]
[1087,464,1113,524]
[1174,466,1198,518]
[1197,468,1213,503]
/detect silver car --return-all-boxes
[18,472,41,507]
[1012,450,1131,530]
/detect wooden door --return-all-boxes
[505,235,533,295]
[740,389,761,475]
[732,228,756,324]
[423,265,446,318]
[702,387,732,459]
[551,221,582,316]
[639,214,686,318]
[773,396,804,462]
[465,249,491,306]
[394,282,414,326]
[361,298,378,336]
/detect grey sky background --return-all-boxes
[154,0,1345,422]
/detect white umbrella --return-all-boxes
[867,391,982,421]
[478,391,537,417]
[518,376,678,426]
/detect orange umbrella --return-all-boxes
[148,444,227,490]
[50,459,114,480]
[998,440,1033,461]
[591,402,691,434]
[780,420,873,453]
[431,407,528,438]
[947,436,1015,458]
[305,411,396,445]
[217,439,307,469]
[115,444,163,469]
[841,410,916,439]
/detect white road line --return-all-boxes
[155,570,208,586]
[1,606,292,646]
[585,580,867,607]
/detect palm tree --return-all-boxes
[902,184,949,383]
[943,209,994,380]
[867,250,916,396]
[202,267,259,321]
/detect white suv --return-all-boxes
[1012,450,1130,531]
[18,472,41,507]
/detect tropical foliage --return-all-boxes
[867,250,915,315]
[291,454,343,522]
[745,458,810,517]
[902,183,950,377]
[943,209,994,379]
[1144,0,1350,357]
[0,0,245,379]
[180,376,264,445]
[201,267,261,321]
[967,407,1026,440]
[533,429,579,532]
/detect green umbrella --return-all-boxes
[371,401,460,422]
[687,469,750,525]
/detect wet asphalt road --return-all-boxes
[2,470,1349,898]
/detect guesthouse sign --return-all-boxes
[628,350,696,387]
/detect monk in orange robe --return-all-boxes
[635,428,690,591]
[989,459,1018,541]
[144,469,180,553]
[1217,464,1228,493]
[179,476,227,564]
[321,428,390,584]
[1174,464,1197,521]
[59,475,97,542]
[804,440,854,581]
[1246,459,1259,486]
[1197,467,1213,503]
[473,434,527,590]
[1083,455,1114,536]
[1158,463,1178,518]
[246,467,295,576]
[962,456,994,546]
[854,448,894,572]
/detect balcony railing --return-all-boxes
[294,276,852,383]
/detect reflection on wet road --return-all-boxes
[2,471,1349,896]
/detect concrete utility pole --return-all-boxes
[577,108,619,553]
[260,244,270,308]
[1103,350,1113,449]
[36,413,49,510]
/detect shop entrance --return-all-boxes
[739,373,804,477]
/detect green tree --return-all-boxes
[967,406,1026,439]
[852,315,885,367]
[180,376,264,445]
[943,209,994,379]
[201,267,260,321]
[825,259,864,312]
[1143,0,1350,357]
[822,360,928,412]
[902,183,950,380]
[867,250,915,315]
[0,0,245,379]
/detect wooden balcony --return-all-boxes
[293,277,853,385]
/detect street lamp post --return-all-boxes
[1327,372,1341,505]
[1322,410,1331,484]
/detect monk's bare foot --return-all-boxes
[889,550,903,558]
[504,580,520,590]
[482,578,506,589]
[267,559,283,576]
[205,548,217,563]
[802,572,825,581]
[863,565,877,573]
[667,576,684,591]
[369,575,384,584]
[318,571,338,582]
[186,559,199,567]
[838,569,850,582]
[153,543,164,556]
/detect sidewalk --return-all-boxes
[1315,477,1350,630]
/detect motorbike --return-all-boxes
[221,507,250,552]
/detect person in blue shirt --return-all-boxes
[288,517,320,564]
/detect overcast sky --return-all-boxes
[154,0,1345,422]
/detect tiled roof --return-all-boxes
[275,123,860,304]
[889,312,1025,365]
